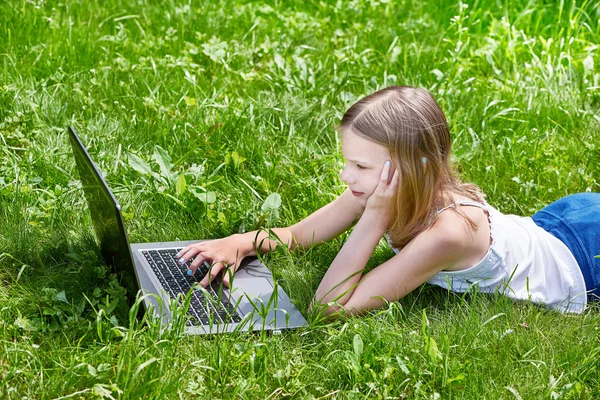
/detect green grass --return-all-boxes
[1,0,600,398]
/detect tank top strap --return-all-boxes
[436,200,488,216]
[456,200,487,210]
[436,204,456,215]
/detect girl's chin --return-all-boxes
[354,196,368,206]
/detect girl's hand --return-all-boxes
[175,235,251,288]
[363,160,399,227]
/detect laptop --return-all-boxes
[67,126,307,334]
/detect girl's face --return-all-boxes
[340,129,392,206]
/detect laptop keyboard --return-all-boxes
[141,249,241,326]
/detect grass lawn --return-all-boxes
[2,0,600,398]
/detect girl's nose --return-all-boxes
[340,165,353,183]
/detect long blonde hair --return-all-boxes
[339,86,482,249]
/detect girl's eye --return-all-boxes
[356,164,367,170]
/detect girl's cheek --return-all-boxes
[369,173,380,191]
[365,185,377,198]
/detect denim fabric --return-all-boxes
[531,193,600,299]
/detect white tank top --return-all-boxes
[387,200,588,313]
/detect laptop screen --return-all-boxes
[68,127,139,305]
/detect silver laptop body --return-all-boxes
[68,127,307,335]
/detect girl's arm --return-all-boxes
[287,188,364,249]
[314,161,471,316]
[179,188,363,287]
[315,216,470,316]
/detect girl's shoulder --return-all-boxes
[425,200,492,271]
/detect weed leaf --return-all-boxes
[191,190,216,204]
[202,36,227,62]
[153,145,173,179]
[55,290,68,303]
[176,174,187,196]
[14,317,39,332]
[447,373,466,384]
[353,334,363,357]
[128,153,152,175]
[261,193,281,212]
[396,356,411,375]
[426,336,442,362]
[226,151,246,169]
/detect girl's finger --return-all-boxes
[221,262,239,288]
[187,252,209,274]
[177,241,205,260]
[388,169,399,192]
[379,160,392,186]
[199,262,225,287]
[176,247,191,260]
[177,246,199,265]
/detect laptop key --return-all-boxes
[194,291,205,302]
[176,276,187,285]
[165,278,177,286]
[199,263,210,276]
[217,309,230,321]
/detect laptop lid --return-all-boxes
[68,127,140,306]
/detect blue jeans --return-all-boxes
[532,193,600,299]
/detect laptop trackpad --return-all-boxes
[230,278,283,314]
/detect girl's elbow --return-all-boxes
[310,297,347,319]
[343,295,389,315]
[310,297,366,319]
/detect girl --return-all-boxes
[176,86,600,316]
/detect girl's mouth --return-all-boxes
[351,190,364,197]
